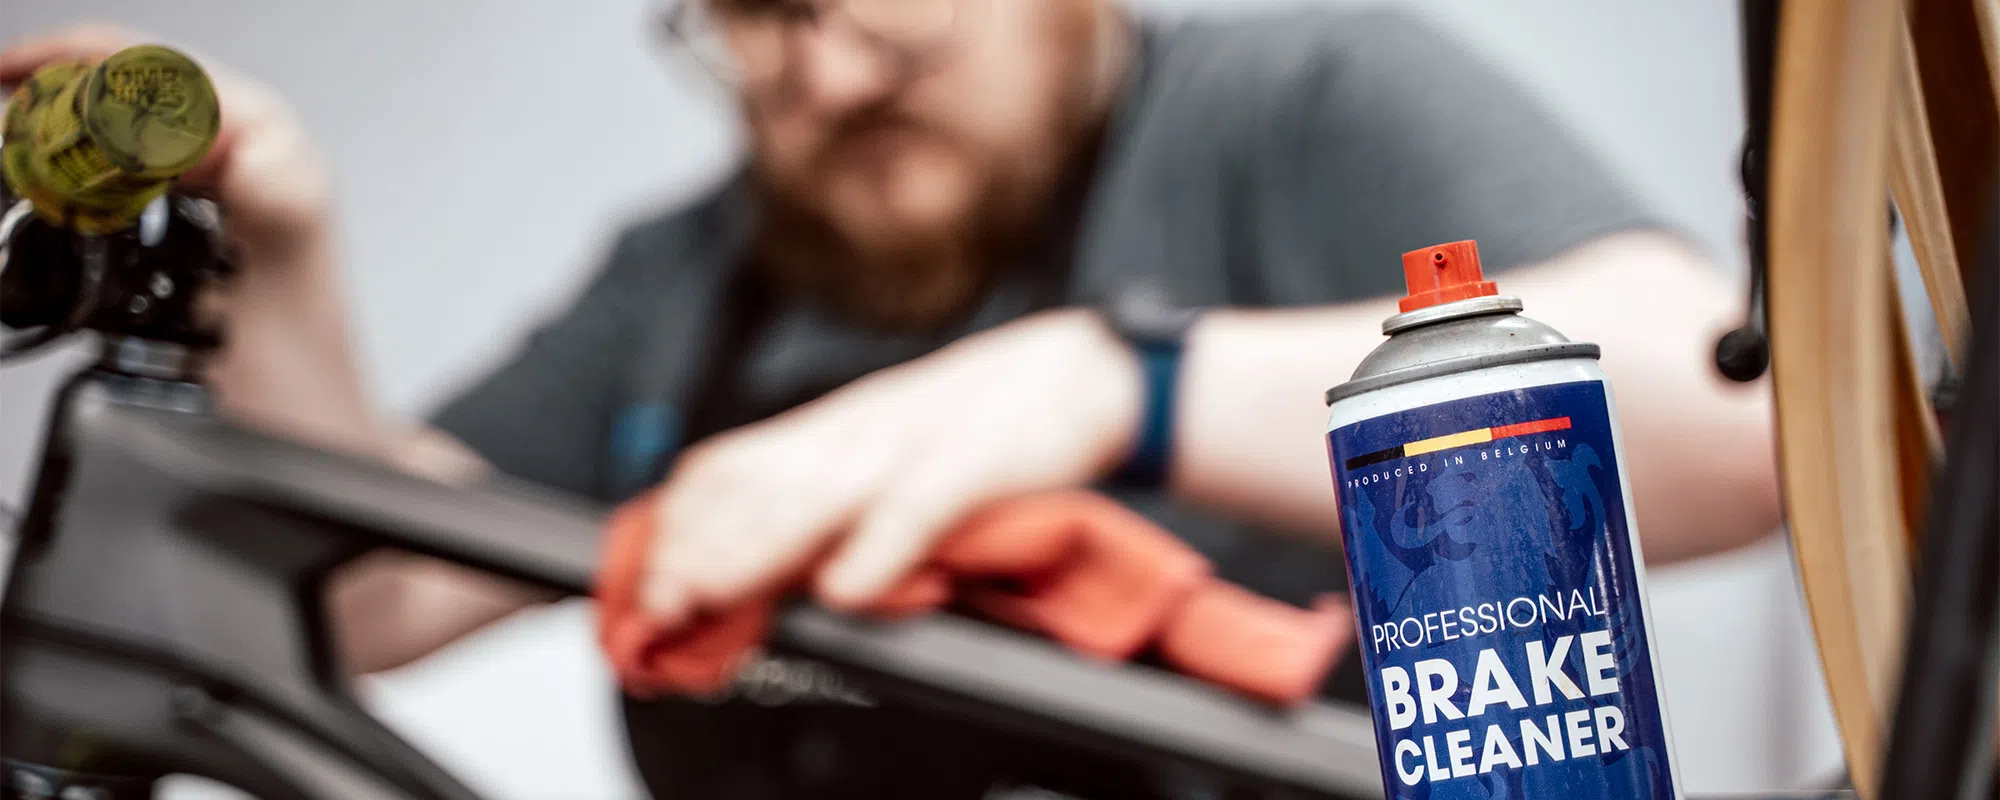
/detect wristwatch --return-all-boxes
[1100,284,1205,489]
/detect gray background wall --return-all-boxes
[2,1,1840,797]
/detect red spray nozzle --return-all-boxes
[1399,240,1498,313]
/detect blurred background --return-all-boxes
[0,0,1845,796]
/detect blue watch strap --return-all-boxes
[1107,341,1182,489]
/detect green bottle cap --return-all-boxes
[77,45,220,179]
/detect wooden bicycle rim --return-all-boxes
[1766,0,1915,795]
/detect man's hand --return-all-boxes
[5,28,511,674]
[641,308,1143,622]
[4,26,383,455]
[1,25,333,261]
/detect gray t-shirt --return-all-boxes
[432,7,1659,796]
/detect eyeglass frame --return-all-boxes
[652,0,977,105]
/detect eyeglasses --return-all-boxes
[654,0,971,101]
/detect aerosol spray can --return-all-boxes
[1325,241,1681,799]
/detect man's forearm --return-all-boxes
[1171,292,1394,535]
[326,547,558,674]
[197,238,548,673]
[204,230,387,456]
[1173,231,1783,564]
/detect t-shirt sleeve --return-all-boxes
[428,229,658,500]
[1246,8,1671,302]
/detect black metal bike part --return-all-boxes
[1876,179,2000,800]
[0,375,1389,799]
[1,196,232,363]
[1717,0,1779,383]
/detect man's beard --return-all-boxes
[748,28,1099,330]
[750,131,1037,331]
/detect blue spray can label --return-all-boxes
[1324,241,1681,799]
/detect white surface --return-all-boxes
[155,601,642,800]
[0,1,1842,796]
[353,601,645,799]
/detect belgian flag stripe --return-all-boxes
[1341,416,1572,471]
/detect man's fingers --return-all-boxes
[657,485,767,599]
[642,409,913,612]
[636,489,701,626]
[661,457,874,606]
[176,124,242,195]
[815,472,984,610]
[640,452,834,616]
[0,25,136,85]
[0,25,247,200]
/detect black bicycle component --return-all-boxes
[0,376,1389,799]
[1877,180,2000,800]
[1717,0,1778,383]
[0,196,233,363]
[3,760,154,800]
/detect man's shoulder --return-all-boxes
[1136,6,1447,114]
[589,173,754,291]
[612,175,755,265]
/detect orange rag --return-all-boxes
[595,490,1353,707]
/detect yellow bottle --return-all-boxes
[2,45,220,235]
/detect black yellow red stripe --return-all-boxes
[1342,416,1572,471]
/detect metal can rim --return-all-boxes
[1381,295,1523,335]
[1323,341,1601,406]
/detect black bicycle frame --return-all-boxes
[0,362,1387,799]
